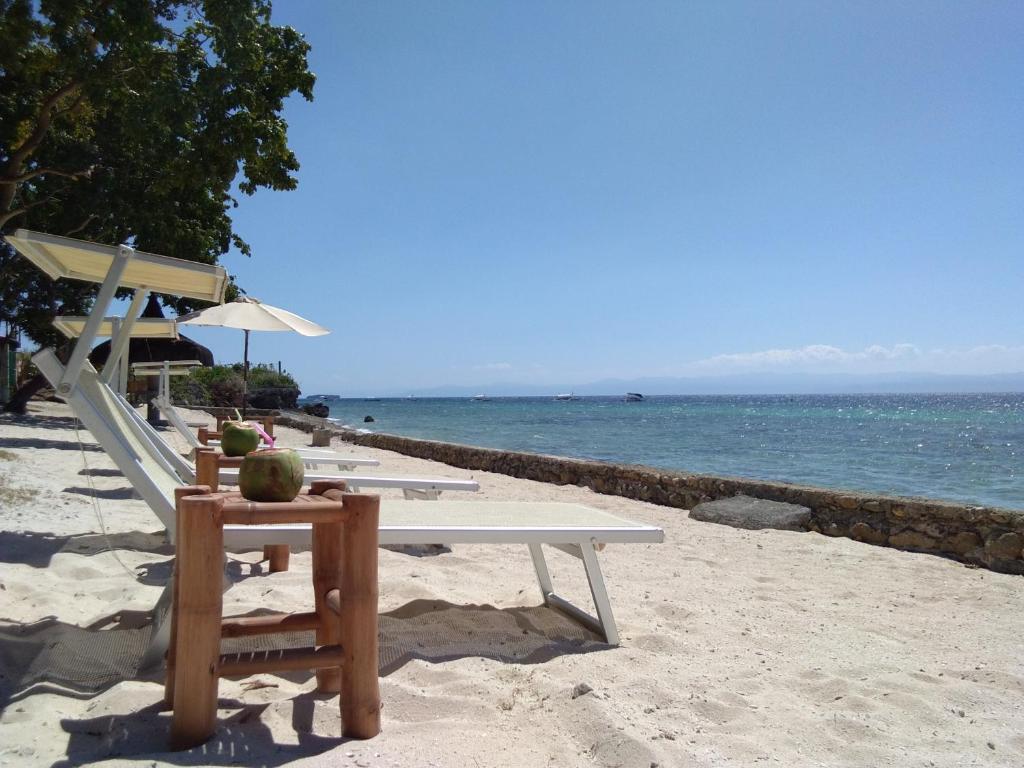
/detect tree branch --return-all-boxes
[64,214,98,237]
[6,166,95,184]
[5,81,83,171]
[0,193,63,229]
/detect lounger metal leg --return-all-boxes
[528,543,555,596]
[527,542,619,646]
[579,542,619,646]
[141,582,175,670]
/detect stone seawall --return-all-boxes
[277,412,1024,575]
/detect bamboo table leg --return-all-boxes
[338,493,381,739]
[264,544,290,572]
[165,485,211,708]
[312,520,344,693]
[171,493,225,750]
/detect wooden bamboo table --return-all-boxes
[166,481,381,750]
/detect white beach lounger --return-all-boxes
[9,229,663,656]
[37,353,658,648]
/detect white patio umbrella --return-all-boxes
[177,296,329,417]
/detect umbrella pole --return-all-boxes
[242,329,249,420]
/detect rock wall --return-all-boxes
[277,413,1024,575]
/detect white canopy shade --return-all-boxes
[176,296,330,335]
[6,229,228,303]
[53,316,179,340]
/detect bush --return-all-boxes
[168,376,210,406]
[248,366,298,390]
[167,364,300,408]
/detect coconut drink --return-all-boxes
[238,448,305,502]
[221,420,261,456]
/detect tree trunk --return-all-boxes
[2,372,49,413]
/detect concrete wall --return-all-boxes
[276,413,1024,575]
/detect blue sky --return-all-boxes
[179,1,1023,396]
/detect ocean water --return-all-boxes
[321,394,1024,510]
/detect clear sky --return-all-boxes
[179,1,1024,396]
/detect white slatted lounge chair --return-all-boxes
[9,229,663,653]
[37,355,660,648]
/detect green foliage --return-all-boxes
[0,0,316,350]
[248,365,296,389]
[168,363,298,406]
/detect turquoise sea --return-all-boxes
[318,394,1024,510]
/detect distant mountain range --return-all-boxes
[388,371,1024,398]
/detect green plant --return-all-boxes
[166,364,300,407]
[248,367,299,390]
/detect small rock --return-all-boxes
[571,682,593,699]
[689,495,811,531]
[363,415,375,423]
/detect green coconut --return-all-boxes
[221,420,261,457]
[238,448,305,502]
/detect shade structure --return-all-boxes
[5,230,226,399]
[54,317,179,340]
[177,296,329,417]
[6,229,228,303]
[86,296,214,396]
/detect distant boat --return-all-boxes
[470,394,491,401]
[624,392,645,402]
[554,392,580,401]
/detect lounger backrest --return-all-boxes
[72,362,182,528]
[155,396,203,449]
[110,390,198,483]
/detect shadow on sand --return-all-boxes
[2,600,606,766]
[0,529,171,568]
[62,485,139,500]
[0,436,102,452]
[0,414,81,431]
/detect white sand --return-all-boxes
[0,401,1021,767]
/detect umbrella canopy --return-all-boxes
[176,296,329,336]
[177,296,329,417]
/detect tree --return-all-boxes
[0,0,315,411]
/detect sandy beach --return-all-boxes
[1,401,1022,767]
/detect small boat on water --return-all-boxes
[554,392,580,401]
[470,394,491,401]
[624,392,645,402]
